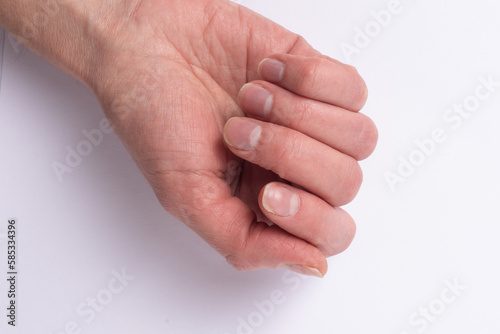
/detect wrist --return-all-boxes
[0,0,130,86]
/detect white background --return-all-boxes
[1,0,500,333]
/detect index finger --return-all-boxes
[258,54,368,112]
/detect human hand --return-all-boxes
[9,0,377,277]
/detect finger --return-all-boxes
[155,169,328,277]
[318,55,361,74]
[166,173,328,277]
[223,117,362,207]
[237,81,378,160]
[283,35,357,71]
[258,182,356,257]
[225,217,328,278]
[258,54,368,111]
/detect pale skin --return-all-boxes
[0,0,378,277]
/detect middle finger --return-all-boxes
[223,117,362,207]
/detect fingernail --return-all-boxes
[224,118,262,150]
[262,183,299,217]
[259,58,285,82]
[239,84,273,118]
[279,264,324,278]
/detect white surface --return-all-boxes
[1,0,500,333]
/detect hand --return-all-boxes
[85,0,377,277]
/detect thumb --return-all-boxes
[171,172,327,278]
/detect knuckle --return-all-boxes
[338,217,357,253]
[337,214,356,255]
[318,235,337,258]
[250,129,271,166]
[225,253,251,272]
[277,236,309,259]
[224,237,253,272]
[273,134,304,180]
[255,127,302,181]
[225,221,268,272]
[353,115,379,160]
[335,160,363,205]
[321,243,339,258]
[292,35,310,52]
[323,216,356,257]
[297,59,322,93]
[349,74,369,111]
[291,99,317,128]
